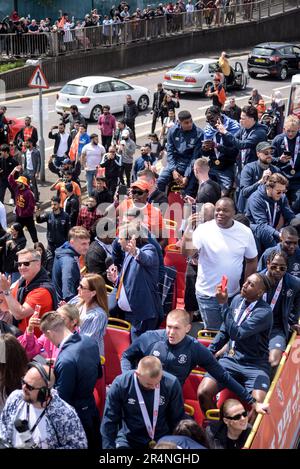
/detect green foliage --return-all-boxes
[0,60,25,73]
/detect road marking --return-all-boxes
[272,85,291,91]
[0,90,59,105]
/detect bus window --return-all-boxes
[287,75,300,118]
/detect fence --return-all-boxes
[0,0,298,58]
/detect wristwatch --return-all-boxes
[3,290,10,296]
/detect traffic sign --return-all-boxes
[28,65,49,89]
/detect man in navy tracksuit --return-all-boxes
[200,106,240,196]
[157,110,204,192]
[237,141,280,212]
[198,273,273,413]
[258,225,300,278]
[121,309,263,410]
[40,312,101,449]
[272,115,300,209]
[246,173,295,253]
[262,250,300,368]
[101,356,185,449]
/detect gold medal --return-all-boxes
[149,440,157,449]
[291,169,296,175]
[228,348,235,357]
[214,159,220,165]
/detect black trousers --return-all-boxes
[16,215,38,243]
[120,163,133,187]
[101,135,113,152]
[0,181,14,203]
[151,111,164,134]
[125,120,136,142]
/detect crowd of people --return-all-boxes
[0,59,299,450]
[0,1,258,56]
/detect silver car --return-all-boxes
[163,58,248,94]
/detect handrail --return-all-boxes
[1,2,296,59]
[184,402,195,416]
[243,330,297,449]
[206,408,220,420]
[107,317,131,331]
[198,329,218,339]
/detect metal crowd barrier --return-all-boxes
[0,0,298,58]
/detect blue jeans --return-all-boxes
[86,170,96,197]
[196,293,224,330]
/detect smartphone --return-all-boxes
[118,184,128,196]
[191,203,197,214]
[221,275,228,293]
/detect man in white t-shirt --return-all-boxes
[81,133,105,196]
[182,197,258,330]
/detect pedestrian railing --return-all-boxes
[0,0,298,59]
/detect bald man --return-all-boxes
[101,356,185,449]
[0,363,87,449]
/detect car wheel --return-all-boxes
[90,105,102,122]
[203,82,213,96]
[279,66,288,80]
[249,71,257,79]
[137,95,149,111]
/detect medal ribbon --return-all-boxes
[265,201,277,227]
[263,277,283,311]
[213,133,223,160]
[230,299,257,353]
[134,372,160,441]
[284,135,300,170]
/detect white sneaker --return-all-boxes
[8,198,14,205]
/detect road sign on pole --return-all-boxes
[28,65,49,182]
[28,65,49,89]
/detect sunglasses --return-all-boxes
[21,378,43,392]
[131,189,145,196]
[17,260,38,267]
[269,265,287,272]
[262,151,273,155]
[79,283,90,290]
[225,410,248,421]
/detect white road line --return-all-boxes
[272,85,291,91]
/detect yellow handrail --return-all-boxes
[206,409,220,421]
[108,317,131,331]
[170,184,183,192]
[198,330,218,339]
[165,244,181,252]
[105,284,114,293]
[184,402,195,417]
[243,330,297,449]
[163,218,177,229]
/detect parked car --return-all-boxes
[4,117,25,144]
[163,58,248,94]
[247,42,300,80]
[55,76,151,121]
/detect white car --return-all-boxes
[163,58,248,94]
[55,76,151,121]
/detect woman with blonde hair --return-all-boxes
[70,273,108,356]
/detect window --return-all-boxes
[293,47,300,56]
[61,84,88,96]
[93,82,112,93]
[173,62,203,73]
[282,46,293,55]
[110,80,132,92]
[252,47,274,57]
[208,63,220,73]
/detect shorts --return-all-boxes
[269,328,287,352]
[206,356,270,394]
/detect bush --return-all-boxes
[0,60,25,73]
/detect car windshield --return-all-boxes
[252,47,275,57]
[60,84,88,95]
[173,62,203,73]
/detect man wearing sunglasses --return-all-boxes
[263,250,300,370]
[237,141,280,212]
[0,364,87,448]
[246,173,296,254]
[0,248,57,335]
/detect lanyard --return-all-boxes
[284,135,300,169]
[263,278,283,311]
[230,299,257,352]
[265,201,277,227]
[240,129,255,165]
[133,372,160,441]
[213,133,223,159]
[26,403,47,435]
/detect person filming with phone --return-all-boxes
[272,115,300,210]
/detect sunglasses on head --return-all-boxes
[269,265,287,272]
[79,283,90,290]
[225,410,248,421]
[21,378,43,392]
[17,260,38,267]
[131,189,145,196]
